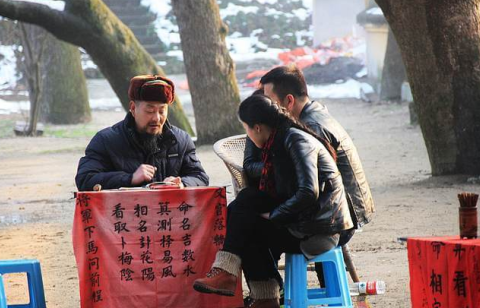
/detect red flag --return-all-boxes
[73,187,243,308]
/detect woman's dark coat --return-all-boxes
[266,127,353,236]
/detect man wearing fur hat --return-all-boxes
[75,75,209,191]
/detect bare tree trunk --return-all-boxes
[41,34,91,124]
[376,0,480,175]
[0,0,193,135]
[380,27,406,101]
[18,23,47,136]
[172,0,243,144]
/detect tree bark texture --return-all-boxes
[376,0,480,175]
[0,0,193,135]
[40,31,91,124]
[380,27,406,101]
[172,0,243,144]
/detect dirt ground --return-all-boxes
[0,97,478,307]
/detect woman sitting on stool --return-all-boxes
[193,94,353,308]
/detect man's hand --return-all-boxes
[131,164,157,186]
[164,176,184,189]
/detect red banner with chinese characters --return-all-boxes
[72,187,243,308]
[407,236,480,308]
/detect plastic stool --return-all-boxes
[0,260,46,308]
[284,247,353,308]
[0,274,7,308]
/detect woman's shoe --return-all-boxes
[193,267,237,296]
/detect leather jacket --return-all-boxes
[299,101,375,227]
[244,101,375,228]
[267,127,353,236]
[243,137,263,188]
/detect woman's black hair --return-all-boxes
[238,94,337,161]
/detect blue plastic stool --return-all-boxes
[0,274,7,308]
[0,260,46,308]
[284,247,353,308]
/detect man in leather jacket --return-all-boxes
[242,66,374,293]
[245,65,375,234]
[75,75,209,191]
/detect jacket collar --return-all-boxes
[300,100,328,121]
[299,100,314,120]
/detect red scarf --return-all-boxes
[259,129,277,198]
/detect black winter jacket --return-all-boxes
[267,127,353,236]
[75,113,209,191]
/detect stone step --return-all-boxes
[103,0,141,7]
[142,44,164,55]
[128,24,150,34]
[118,14,156,26]
[104,0,166,55]
[133,35,162,45]
[108,5,150,16]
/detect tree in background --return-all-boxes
[41,31,91,125]
[0,0,193,135]
[172,0,243,144]
[376,0,480,175]
[17,23,46,136]
[1,20,91,128]
[380,28,406,101]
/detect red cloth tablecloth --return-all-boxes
[72,187,243,308]
[408,236,480,308]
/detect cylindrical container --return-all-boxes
[349,281,386,295]
[459,207,478,239]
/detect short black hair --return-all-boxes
[259,65,308,101]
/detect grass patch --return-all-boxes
[0,118,98,139]
[44,125,98,138]
[0,118,16,138]
[39,146,86,154]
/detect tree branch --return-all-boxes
[0,0,90,47]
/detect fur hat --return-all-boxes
[128,75,175,104]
